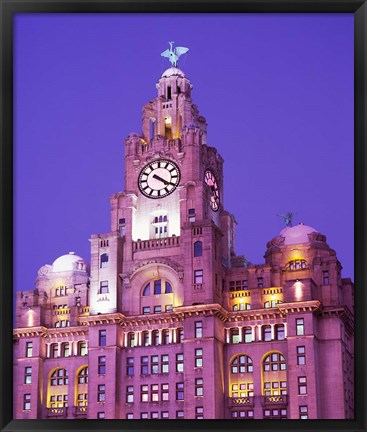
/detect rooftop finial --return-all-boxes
[161,41,189,67]
[277,211,296,227]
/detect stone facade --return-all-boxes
[13,67,354,420]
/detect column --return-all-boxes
[251,326,256,342]
[270,324,275,341]
[158,329,163,345]
[257,325,262,341]
[238,326,243,343]
[46,343,50,358]
[123,332,128,348]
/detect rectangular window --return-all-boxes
[97,412,105,419]
[188,208,196,222]
[99,330,106,346]
[161,411,169,419]
[298,376,307,395]
[97,384,106,402]
[257,277,264,288]
[23,394,31,410]
[323,270,329,285]
[161,383,169,401]
[176,353,184,372]
[297,346,306,365]
[194,269,203,284]
[176,382,184,400]
[196,406,204,419]
[151,384,159,402]
[98,356,106,374]
[195,321,203,338]
[178,328,184,343]
[24,367,32,384]
[161,354,169,373]
[25,342,33,358]
[99,280,109,294]
[119,218,126,236]
[151,355,159,374]
[244,327,253,343]
[141,356,149,375]
[141,384,149,402]
[154,279,162,295]
[127,357,134,376]
[151,412,159,419]
[176,410,184,419]
[195,348,203,367]
[195,378,204,396]
[154,305,162,314]
[296,318,305,336]
[141,412,148,419]
[142,306,150,315]
[165,304,173,312]
[299,405,308,419]
[126,386,134,403]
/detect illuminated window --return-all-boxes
[298,376,307,395]
[151,384,159,402]
[142,283,150,296]
[142,331,149,346]
[161,411,169,419]
[195,348,203,367]
[49,394,68,409]
[297,346,306,365]
[154,305,162,314]
[176,353,184,372]
[77,367,88,384]
[23,394,31,410]
[195,378,204,396]
[143,279,173,296]
[230,328,240,344]
[161,383,169,401]
[141,412,148,419]
[264,300,281,308]
[77,393,88,407]
[61,342,70,357]
[161,354,169,373]
[50,343,59,358]
[97,384,105,402]
[99,330,106,346]
[24,367,32,384]
[176,382,184,400]
[151,412,159,419]
[141,356,149,375]
[99,280,109,294]
[231,354,253,374]
[275,324,285,340]
[142,306,150,314]
[118,218,126,236]
[50,368,68,386]
[177,328,184,343]
[289,259,306,270]
[233,302,251,311]
[126,386,134,403]
[26,342,33,358]
[176,410,184,419]
[152,330,159,346]
[195,321,203,338]
[126,413,133,419]
[231,382,254,398]
[98,356,106,374]
[196,407,204,419]
[100,253,109,268]
[162,329,170,345]
[127,357,134,376]
[263,353,287,373]
[263,408,287,419]
[152,213,168,238]
[299,405,308,419]
[141,384,149,402]
[194,270,203,284]
[194,241,203,257]
[165,304,173,312]
[296,318,305,335]
[128,332,135,347]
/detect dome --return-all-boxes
[161,67,185,78]
[279,223,318,245]
[52,252,86,272]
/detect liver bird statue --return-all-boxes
[161,41,189,67]
[277,211,296,227]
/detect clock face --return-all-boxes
[138,159,180,199]
[204,169,220,212]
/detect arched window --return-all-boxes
[77,367,88,384]
[194,241,203,257]
[50,368,68,386]
[231,355,253,374]
[165,281,173,293]
[100,253,109,268]
[55,321,60,328]
[262,325,272,341]
[143,283,150,296]
[262,352,287,397]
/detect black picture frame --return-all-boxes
[1,1,366,432]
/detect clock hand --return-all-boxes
[153,174,169,185]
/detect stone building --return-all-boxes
[13,65,354,420]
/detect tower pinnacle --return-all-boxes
[161,41,189,67]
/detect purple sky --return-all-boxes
[14,13,354,295]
